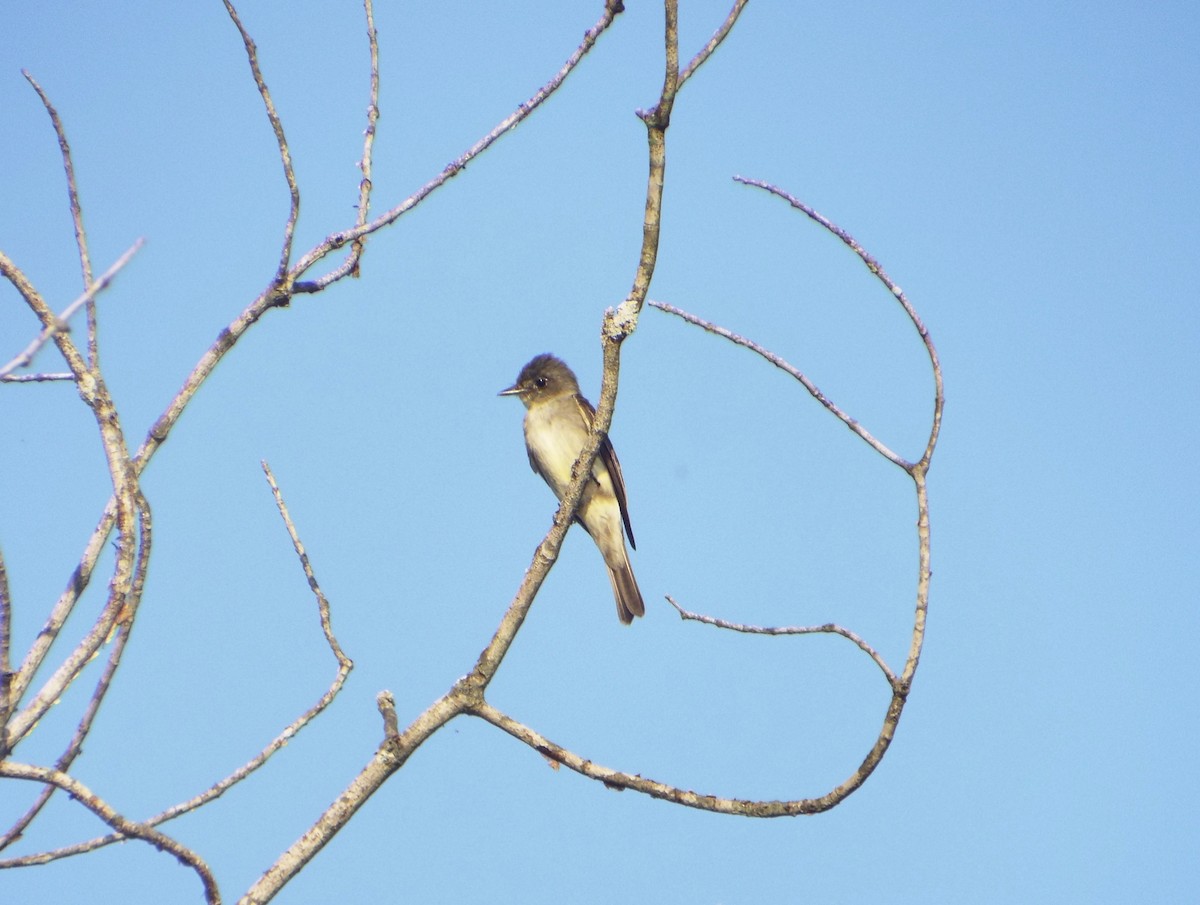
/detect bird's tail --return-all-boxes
[606,549,645,625]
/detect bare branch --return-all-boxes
[260,461,353,674]
[4,7,624,808]
[733,176,945,468]
[0,627,132,848]
[0,762,221,904]
[712,179,943,694]
[900,469,932,691]
[346,0,381,279]
[617,0,679,331]
[6,495,115,713]
[21,70,98,365]
[0,372,73,382]
[5,488,145,749]
[665,595,896,684]
[471,697,904,817]
[1,472,351,864]
[293,0,625,293]
[0,239,144,380]
[649,299,909,467]
[0,253,88,379]
[468,0,676,688]
[0,551,12,744]
[238,692,467,905]
[1,494,149,847]
[222,0,300,287]
[1,3,936,897]
[376,691,398,740]
[1,102,145,739]
[644,178,942,810]
[0,253,143,751]
[679,0,749,86]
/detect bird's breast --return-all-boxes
[524,399,613,501]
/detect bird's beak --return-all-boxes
[497,383,522,397]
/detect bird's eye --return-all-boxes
[535,377,547,388]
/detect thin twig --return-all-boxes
[645,178,942,810]
[0,628,131,848]
[0,372,73,382]
[679,0,749,86]
[261,462,352,672]
[1,473,351,865]
[21,70,97,366]
[0,551,12,751]
[0,494,148,850]
[0,239,144,379]
[293,0,625,293]
[649,299,908,468]
[0,253,142,751]
[0,762,221,904]
[37,2,625,670]
[223,0,300,288]
[733,176,945,468]
[471,698,900,817]
[347,0,380,278]
[724,180,943,691]
[665,595,896,684]
[616,0,678,330]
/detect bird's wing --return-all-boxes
[575,393,636,550]
[525,445,543,479]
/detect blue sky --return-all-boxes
[2,2,1197,902]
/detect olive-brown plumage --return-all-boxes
[499,354,644,624]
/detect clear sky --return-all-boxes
[2,2,1197,903]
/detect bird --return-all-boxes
[499,354,644,624]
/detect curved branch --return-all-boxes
[721,178,944,691]
[0,762,220,904]
[901,467,932,690]
[732,176,945,469]
[0,253,142,753]
[665,595,897,685]
[470,696,905,817]
[644,180,941,812]
[21,69,97,364]
[0,493,149,849]
[222,0,300,286]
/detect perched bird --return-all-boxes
[499,354,644,624]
